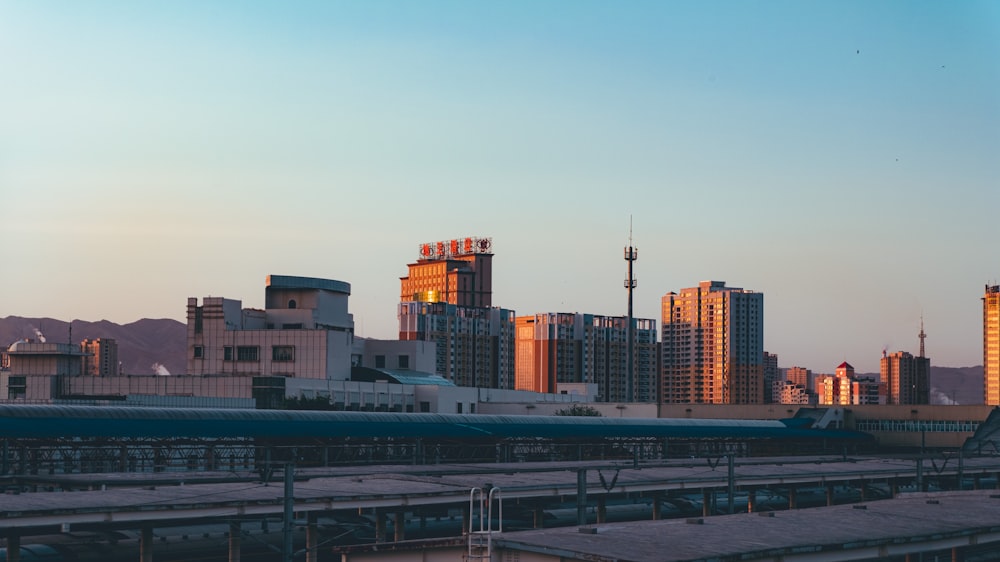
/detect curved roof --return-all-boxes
[351,367,455,386]
[266,275,350,295]
[0,405,873,442]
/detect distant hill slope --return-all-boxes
[0,316,187,376]
[929,365,983,406]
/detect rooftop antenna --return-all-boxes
[624,217,637,402]
[918,315,926,358]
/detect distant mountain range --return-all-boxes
[0,316,187,376]
[0,316,987,405]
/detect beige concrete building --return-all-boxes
[515,312,658,402]
[186,275,356,381]
[660,281,764,404]
[985,284,1000,405]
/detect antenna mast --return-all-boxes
[918,316,926,358]
[624,217,637,402]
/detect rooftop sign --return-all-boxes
[419,237,492,260]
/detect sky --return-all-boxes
[1,1,998,374]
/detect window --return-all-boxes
[236,346,259,362]
[224,346,233,361]
[375,355,386,368]
[456,403,464,414]
[288,299,297,309]
[7,376,26,399]
[397,355,409,369]
[193,346,204,359]
[420,401,430,413]
[272,346,294,362]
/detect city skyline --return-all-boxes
[2,1,998,374]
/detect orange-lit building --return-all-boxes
[660,281,764,404]
[985,285,1000,405]
[817,362,881,406]
[881,350,929,405]
[399,237,493,307]
[515,312,657,402]
[80,338,119,377]
[398,238,515,389]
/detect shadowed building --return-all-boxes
[515,312,657,402]
[80,338,119,377]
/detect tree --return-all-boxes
[553,404,602,417]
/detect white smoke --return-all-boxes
[152,363,171,376]
[30,325,46,343]
[930,387,959,406]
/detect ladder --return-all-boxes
[467,486,502,561]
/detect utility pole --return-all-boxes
[283,463,294,562]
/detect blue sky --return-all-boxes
[2,1,998,373]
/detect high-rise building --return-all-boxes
[986,285,1000,405]
[762,352,780,403]
[786,366,813,392]
[660,281,764,404]
[398,237,514,389]
[398,301,515,389]
[80,338,119,377]
[515,312,658,402]
[400,237,493,307]
[880,350,929,405]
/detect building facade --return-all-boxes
[881,350,930,405]
[660,281,764,404]
[398,301,516,389]
[986,285,1000,405]
[762,352,780,403]
[186,275,355,381]
[80,338,119,377]
[399,237,493,307]
[817,362,882,406]
[514,312,658,402]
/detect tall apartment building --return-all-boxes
[762,352,780,403]
[786,366,813,392]
[398,302,515,389]
[398,237,515,389]
[515,312,658,402]
[400,237,493,307]
[660,281,764,404]
[986,285,1000,405]
[880,350,929,405]
[80,338,119,377]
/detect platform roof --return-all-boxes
[0,404,873,442]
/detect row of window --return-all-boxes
[193,346,295,362]
[854,419,980,433]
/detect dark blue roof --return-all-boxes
[0,405,873,442]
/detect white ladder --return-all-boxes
[467,486,502,561]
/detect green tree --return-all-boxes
[553,404,602,417]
